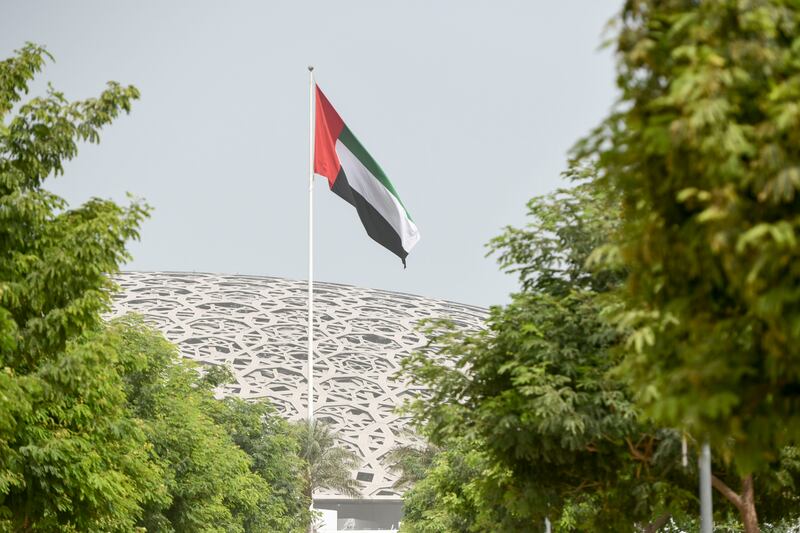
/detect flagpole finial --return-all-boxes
[308,65,314,72]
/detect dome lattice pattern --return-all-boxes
[109,272,486,499]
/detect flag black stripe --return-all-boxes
[331,168,408,266]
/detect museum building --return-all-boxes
[109,272,486,531]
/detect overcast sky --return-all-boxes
[2,1,619,307]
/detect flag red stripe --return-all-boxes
[314,86,345,188]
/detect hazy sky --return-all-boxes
[2,1,619,307]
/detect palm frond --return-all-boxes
[294,419,363,499]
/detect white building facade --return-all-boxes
[109,272,486,530]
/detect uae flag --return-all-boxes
[314,85,420,266]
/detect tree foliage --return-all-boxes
[399,438,525,533]
[0,43,153,532]
[577,0,800,472]
[295,419,362,501]
[402,184,694,531]
[115,316,310,533]
[208,396,312,529]
[386,441,439,492]
[570,2,800,529]
[0,44,311,532]
[401,180,800,531]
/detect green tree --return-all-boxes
[399,436,533,533]
[208,396,312,531]
[402,183,693,531]
[401,181,800,530]
[115,315,309,532]
[295,419,361,501]
[0,43,157,531]
[576,1,800,529]
[386,441,439,492]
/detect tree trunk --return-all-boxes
[738,475,759,533]
[711,473,760,533]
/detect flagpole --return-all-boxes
[307,65,315,424]
[699,441,713,532]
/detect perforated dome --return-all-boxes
[109,272,486,499]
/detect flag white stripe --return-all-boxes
[335,140,420,254]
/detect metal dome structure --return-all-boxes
[109,272,486,506]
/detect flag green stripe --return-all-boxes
[335,139,420,254]
[337,126,413,221]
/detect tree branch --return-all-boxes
[711,474,742,511]
[626,437,648,462]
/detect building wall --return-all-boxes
[315,500,403,531]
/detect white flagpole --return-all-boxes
[307,66,315,423]
[699,441,713,533]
